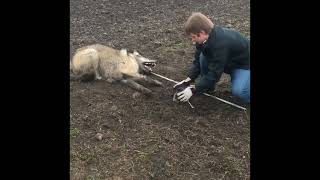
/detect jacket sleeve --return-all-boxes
[194,48,228,95]
[187,45,202,81]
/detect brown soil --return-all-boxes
[70,0,250,179]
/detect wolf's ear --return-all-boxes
[120,49,127,56]
[133,50,140,56]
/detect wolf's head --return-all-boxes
[131,50,156,74]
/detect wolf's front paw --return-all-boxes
[154,80,163,87]
[142,88,152,96]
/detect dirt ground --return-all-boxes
[70,0,250,179]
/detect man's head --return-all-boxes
[184,12,214,44]
[189,31,209,44]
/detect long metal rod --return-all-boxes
[202,93,247,110]
[151,72,246,111]
[151,72,180,84]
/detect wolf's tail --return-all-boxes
[69,59,96,82]
[70,60,79,81]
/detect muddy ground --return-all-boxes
[70,0,250,179]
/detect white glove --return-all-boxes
[177,87,193,102]
[173,77,192,89]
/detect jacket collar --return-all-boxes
[204,25,216,48]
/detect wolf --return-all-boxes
[70,44,163,95]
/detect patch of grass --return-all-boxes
[78,152,95,161]
[70,127,80,138]
[72,147,97,161]
[171,41,187,48]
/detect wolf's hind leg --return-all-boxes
[93,56,102,80]
[95,70,102,80]
[120,79,152,95]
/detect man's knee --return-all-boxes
[232,86,243,97]
[232,86,250,103]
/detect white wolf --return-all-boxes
[70,44,163,95]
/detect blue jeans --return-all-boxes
[199,53,250,103]
[231,69,250,103]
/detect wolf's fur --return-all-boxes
[70,44,162,95]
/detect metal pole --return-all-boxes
[202,93,246,111]
[151,72,246,111]
[151,72,179,84]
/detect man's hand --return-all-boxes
[177,86,194,102]
[173,77,192,89]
